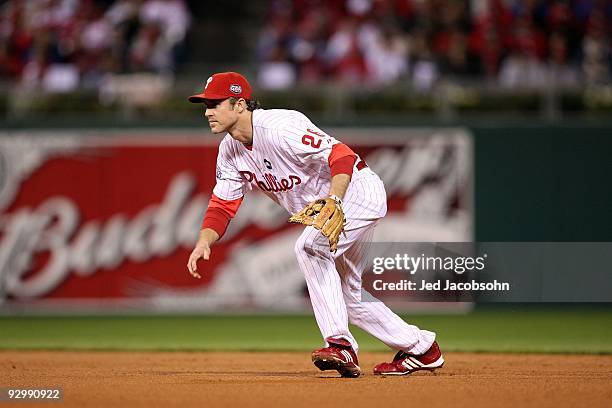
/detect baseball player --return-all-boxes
[186,72,444,377]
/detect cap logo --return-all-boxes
[229,84,242,94]
[204,76,213,90]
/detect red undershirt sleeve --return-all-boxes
[328,143,357,177]
[201,194,243,238]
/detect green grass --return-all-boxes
[0,306,610,354]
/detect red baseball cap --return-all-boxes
[188,72,252,103]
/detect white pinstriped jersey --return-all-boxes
[211,108,434,355]
[213,109,376,215]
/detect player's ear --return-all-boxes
[236,98,246,113]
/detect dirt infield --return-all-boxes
[1,351,611,408]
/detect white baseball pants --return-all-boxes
[294,170,435,354]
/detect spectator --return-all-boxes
[139,0,190,72]
[287,6,328,84]
[326,19,368,84]
[581,11,610,84]
[258,45,297,90]
[547,31,579,87]
[363,26,409,86]
[499,50,547,89]
[129,21,170,73]
[409,29,439,90]
[105,0,142,71]
[439,28,482,80]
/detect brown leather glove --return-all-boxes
[288,196,346,252]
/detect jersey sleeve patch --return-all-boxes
[213,139,247,200]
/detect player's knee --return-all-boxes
[343,294,360,311]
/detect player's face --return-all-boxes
[204,98,238,134]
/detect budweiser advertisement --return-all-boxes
[0,129,472,312]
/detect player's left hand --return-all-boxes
[289,196,346,252]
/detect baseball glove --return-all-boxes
[289,196,346,252]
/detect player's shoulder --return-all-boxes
[252,108,309,131]
[218,133,233,147]
[218,133,240,153]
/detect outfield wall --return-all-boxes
[0,128,472,312]
[472,126,612,241]
[2,125,611,312]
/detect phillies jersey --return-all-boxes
[213,109,370,214]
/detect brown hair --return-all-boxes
[229,97,262,111]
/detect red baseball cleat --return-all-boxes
[311,337,361,378]
[373,341,444,376]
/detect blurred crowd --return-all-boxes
[1,0,610,95]
[0,0,190,93]
[256,0,612,90]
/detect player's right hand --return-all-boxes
[187,243,211,279]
